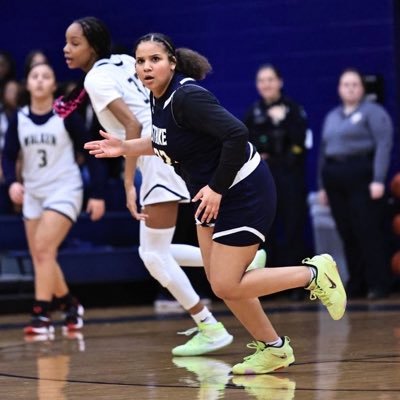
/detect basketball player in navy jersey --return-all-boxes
[2,62,106,336]
[59,17,273,356]
[85,33,347,374]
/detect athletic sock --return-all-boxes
[265,337,283,347]
[55,292,74,310]
[192,306,217,325]
[33,300,51,316]
[308,266,317,284]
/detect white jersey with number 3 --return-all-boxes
[17,106,81,196]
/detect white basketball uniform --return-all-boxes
[18,107,83,221]
[84,54,190,206]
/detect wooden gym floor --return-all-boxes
[0,296,399,400]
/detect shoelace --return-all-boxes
[303,257,333,307]
[176,326,216,344]
[177,327,199,336]
[242,341,265,361]
[309,287,332,306]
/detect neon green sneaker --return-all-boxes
[246,249,267,272]
[303,253,347,320]
[231,336,294,375]
[232,374,296,400]
[172,322,233,356]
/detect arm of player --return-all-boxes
[84,132,154,157]
[106,98,146,219]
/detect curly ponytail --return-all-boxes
[134,33,212,80]
[175,48,212,80]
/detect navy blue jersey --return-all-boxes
[150,73,277,246]
[151,74,248,196]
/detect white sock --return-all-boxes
[170,244,203,267]
[309,266,316,283]
[192,306,217,325]
[265,337,283,347]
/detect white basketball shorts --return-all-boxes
[23,182,83,222]
[137,156,190,206]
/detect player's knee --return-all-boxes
[31,241,57,265]
[138,246,171,287]
[210,278,237,300]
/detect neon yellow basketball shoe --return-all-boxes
[231,336,295,375]
[303,253,347,320]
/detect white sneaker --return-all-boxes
[246,249,267,272]
[172,322,233,356]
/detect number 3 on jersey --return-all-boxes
[37,149,47,168]
[153,148,172,165]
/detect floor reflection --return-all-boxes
[23,332,85,400]
[172,356,231,399]
[231,374,296,400]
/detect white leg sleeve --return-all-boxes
[170,244,203,267]
[139,222,200,310]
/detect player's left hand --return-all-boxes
[86,198,106,221]
[369,182,385,199]
[84,130,124,158]
[192,185,221,223]
[125,185,148,221]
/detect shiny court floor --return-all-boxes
[0,297,400,400]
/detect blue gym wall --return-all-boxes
[1,0,399,188]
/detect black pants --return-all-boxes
[267,159,308,266]
[322,156,391,295]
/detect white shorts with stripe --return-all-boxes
[23,181,83,223]
[137,156,190,206]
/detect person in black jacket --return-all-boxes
[244,64,309,289]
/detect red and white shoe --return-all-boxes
[62,302,84,333]
[24,314,55,335]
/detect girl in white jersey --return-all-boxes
[59,16,268,356]
[2,62,106,336]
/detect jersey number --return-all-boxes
[153,148,172,165]
[37,149,47,168]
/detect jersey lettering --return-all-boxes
[152,126,168,145]
[24,133,56,146]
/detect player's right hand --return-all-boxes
[9,182,24,205]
